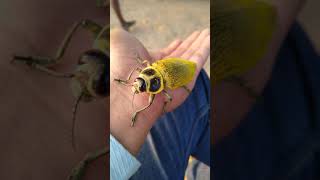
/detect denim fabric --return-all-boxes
[214,23,320,180]
[130,70,211,180]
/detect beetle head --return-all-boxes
[132,67,164,94]
[132,77,146,94]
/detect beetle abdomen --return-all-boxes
[153,58,196,89]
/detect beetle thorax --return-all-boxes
[132,67,164,94]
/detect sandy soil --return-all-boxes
[110,0,210,75]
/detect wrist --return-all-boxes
[110,90,161,155]
[110,118,151,156]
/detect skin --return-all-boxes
[213,0,307,144]
[110,28,210,155]
[0,0,306,179]
[0,0,107,179]
[110,0,135,31]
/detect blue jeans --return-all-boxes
[130,70,211,180]
[214,23,320,180]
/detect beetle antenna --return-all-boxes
[71,93,83,151]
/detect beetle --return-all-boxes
[212,0,276,97]
[114,56,196,126]
[11,19,109,180]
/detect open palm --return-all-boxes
[110,28,210,154]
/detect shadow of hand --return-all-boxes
[110,28,210,155]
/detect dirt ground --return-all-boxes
[110,0,210,75]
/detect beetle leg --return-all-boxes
[141,60,150,66]
[114,67,142,85]
[11,56,73,78]
[34,64,74,78]
[68,147,109,180]
[162,90,173,113]
[182,85,191,94]
[131,94,155,126]
[137,59,150,67]
[12,19,102,67]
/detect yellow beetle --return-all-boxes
[115,57,197,126]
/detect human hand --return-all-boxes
[110,28,210,155]
[0,0,107,180]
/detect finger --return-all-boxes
[184,34,210,91]
[161,39,182,56]
[190,34,210,73]
[168,30,201,58]
[149,39,182,60]
[181,28,210,60]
